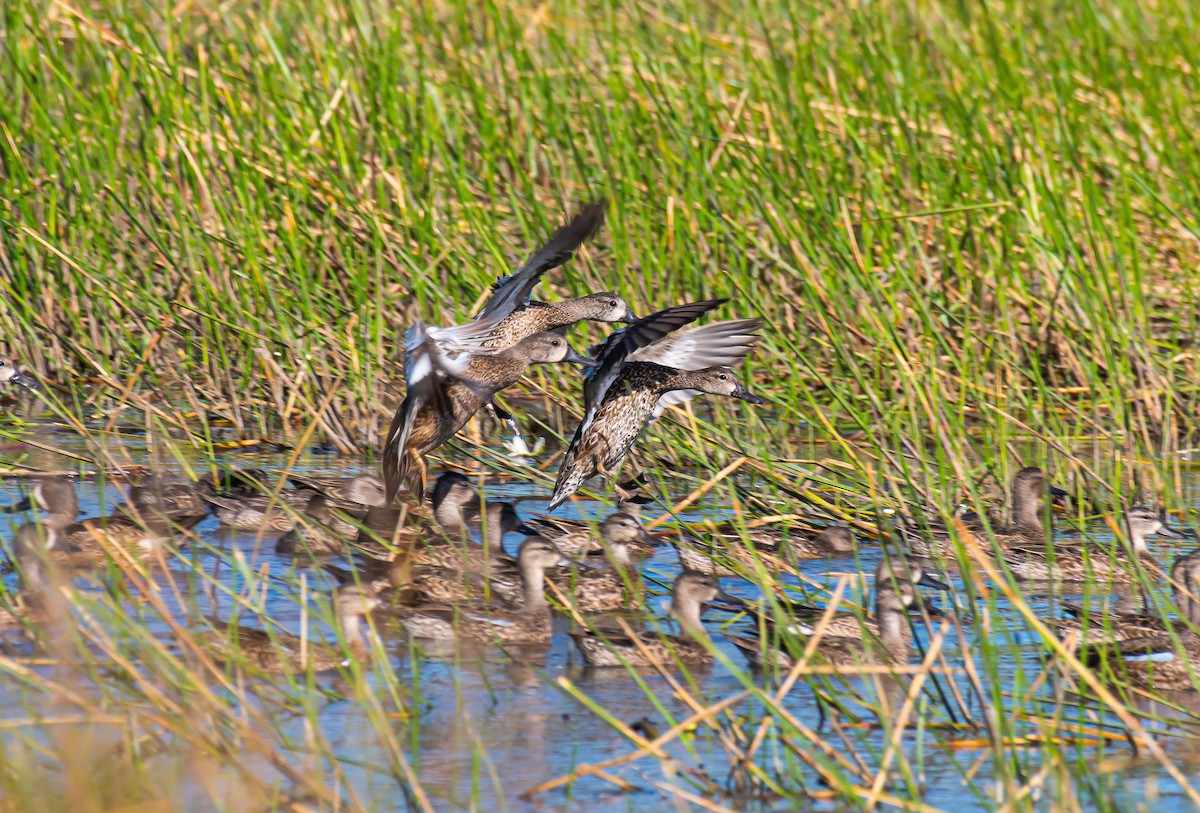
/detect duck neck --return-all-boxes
[1127,527,1151,555]
[43,511,76,532]
[521,564,548,612]
[875,596,911,661]
[435,500,470,537]
[482,514,507,553]
[340,612,369,661]
[1011,490,1046,535]
[607,543,632,568]
[672,600,709,643]
[661,369,706,394]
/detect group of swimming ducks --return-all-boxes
[2,204,1199,694]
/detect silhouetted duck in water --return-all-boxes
[675,525,856,576]
[726,558,949,669]
[203,584,380,674]
[549,300,764,511]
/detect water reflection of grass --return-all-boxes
[4,0,1200,807]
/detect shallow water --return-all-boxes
[2,422,1200,811]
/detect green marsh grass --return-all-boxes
[5,0,1200,809]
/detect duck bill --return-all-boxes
[712,590,748,611]
[3,496,32,514]
[564,347,599,367]
[621,308,639,324]
[1049,484,1069,500]
[515,522,542,537]
[731,383,765,404]
[917,571,951,591]
[10,371,40,392]
[1157,523,1184,539]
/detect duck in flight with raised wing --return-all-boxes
[548,299,764,511]
[428,201,637,353]
[382,325,596,503]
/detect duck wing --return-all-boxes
[575,300,728,441]
[628,318,763,370]
[476,201,606,323]
[383,323,466,501]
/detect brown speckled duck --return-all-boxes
[397,538,569,645]
[548,300,764,511]
[1004,507,1179,583]
[203,584,380,675]
[205,474,384,533]
[1055,523,1194,643]
[382,330,595,503]
[726,558,949,669]
[569,572,740,667]
[1073,549,1200,692]
[909,467,1067,556]
[675,525,856,577]
[425,203,629,352]
[545,511,654,559]
[0,524,61,628]
[382,204,637,503]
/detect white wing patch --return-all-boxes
[629,319,761,371]
[652,389,700,421]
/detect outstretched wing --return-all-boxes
[629,318,763,370]
[382,323,466,502]
[579,299,729,435]
[477,201,607,323]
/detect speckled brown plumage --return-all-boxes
[674,526,856,577]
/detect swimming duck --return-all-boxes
[414,500,531,571]
[907,466,1067,555]
[397,538,569,645]
[204,474,384,533]
[552,534,644,613]
[725,558,950,669]
[569,572,741,667]
[1073,549,1200,692]
[675,525,856,577]
[6,478,198,565]
[275,494,352,555]
[1004,507,1180,582]
[0,355,40,393]
[548,300,764,511]
[541,510,655,558]
[286,474,387,507]
[1056,528,1196,644]
[0,524,62,628]
[115,477,209,524]
[382,328,595,503]
[203,584,380,675]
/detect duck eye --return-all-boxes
[551,340,561,347]
[609,299,618,307]
[719,374,728,381]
